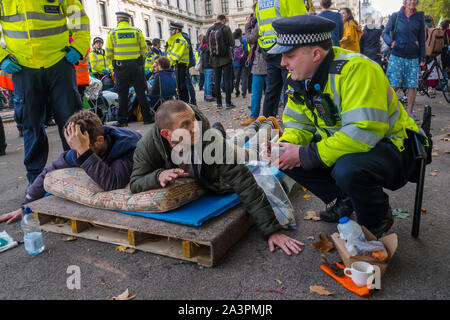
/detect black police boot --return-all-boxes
[368,207,394,239]
[319,196,354,223]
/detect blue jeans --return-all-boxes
[250,74,266,119]
[204,69,213,99]
[185,67,197,105]
[12,58,82,183]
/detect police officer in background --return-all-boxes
[106,12,153,126]
[89,37,112,79]
[255,0,307,117]
[264,15,422,238]
[166,22,190,103]
[0,0,90,185]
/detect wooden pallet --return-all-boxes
[28,195,254,267]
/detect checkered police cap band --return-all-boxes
[277,32,332,46]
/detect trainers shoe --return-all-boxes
[235,92,240,98]
[240,117,256,126]
[0,149,5,156]
[242,94,246,99]
[368,208,394,239]
[111,121,128,127]
[319,196,354,223]
[214,103,223,109]
[226,103,236,109]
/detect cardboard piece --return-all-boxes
[331,226,398,277]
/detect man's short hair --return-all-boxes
[64,110,104,145]
[155,100,191,130]
[217,14,227,22]
[157,56,170,70]
[152,38,160,46]
[321,0,332,9]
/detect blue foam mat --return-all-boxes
[116,165,284,227]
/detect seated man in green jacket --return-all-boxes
[130,100,304,256]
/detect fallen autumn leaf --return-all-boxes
[310,285,333,296]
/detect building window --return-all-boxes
[177,0,180,8]
[205,0,212,15]
[130,15,134,26]
[221,0,229,14]
[158,21,162,39]
[99,2,107,27]
[167,0,170,5]
[236,0,243,8]
[144,19,150,37]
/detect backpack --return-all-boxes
[233,39,247,64]
[442,31,450,69]
[208,24,228,57]
[425,26,446,58]
[181,32,196,68]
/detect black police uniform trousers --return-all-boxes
[114,59,152,124]
[13,58,82,184]
[283,138,415,229]
[175,62,189,103]
[0,114,6,153]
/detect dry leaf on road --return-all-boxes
[115,245,136,254]
[312,234,334,252]
[307,236,315,241]
[310,285,333,296]
[107,289,136,300]
[304,211,320,221]
[303,194,312,199]
[431,170,438,176]
[62,236,77,242]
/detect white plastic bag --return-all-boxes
[0,231,18,253]
[246,161,297,229]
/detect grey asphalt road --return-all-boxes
[0,89,449,302]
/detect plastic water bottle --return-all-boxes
[337,217,366,242]
[20,206,45,255]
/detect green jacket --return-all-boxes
[130,105,282,238]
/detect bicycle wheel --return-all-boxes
[443,82,450,103]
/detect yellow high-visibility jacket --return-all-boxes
[106,21,147,61]
[89,49,112,74]
[166,32,189,67]
[0,0,90,69]
[145,51,158,73]
[280,47,420,168]
[255,0,307,50]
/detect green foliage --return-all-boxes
[418,0,450,25]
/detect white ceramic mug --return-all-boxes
[344,261,375,287]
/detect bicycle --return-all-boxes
[418,56,450,103]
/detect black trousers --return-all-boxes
[0,114,6,152]
[283,139,415,229]
[175,63,189,103]
[214,62,232,106]
[114,59,151,124]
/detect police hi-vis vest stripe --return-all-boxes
[89,50,112,74]
[166,32,189,66]
[145,51,158,73]
[106,20,147,61]
[255,0,307,50]
[0,0,90,69]
[280,47,420,168]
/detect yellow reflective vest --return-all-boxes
[280,47,420,168]
[0,0,90,69]
[89,49,112,74]
[145,51,158,73]
[166,32,189,67]
[255,0,307,50]
[106,21,147,61]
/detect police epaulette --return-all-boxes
[329,60,349,74]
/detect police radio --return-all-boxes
[312,84,339,126]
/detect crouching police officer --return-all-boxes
[266,15,423,238]
[106,12,153,126]
[89,37,113,79]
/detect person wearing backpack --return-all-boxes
[205,14,236,109]
[382,0,425,121]
[232,28,250,99]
